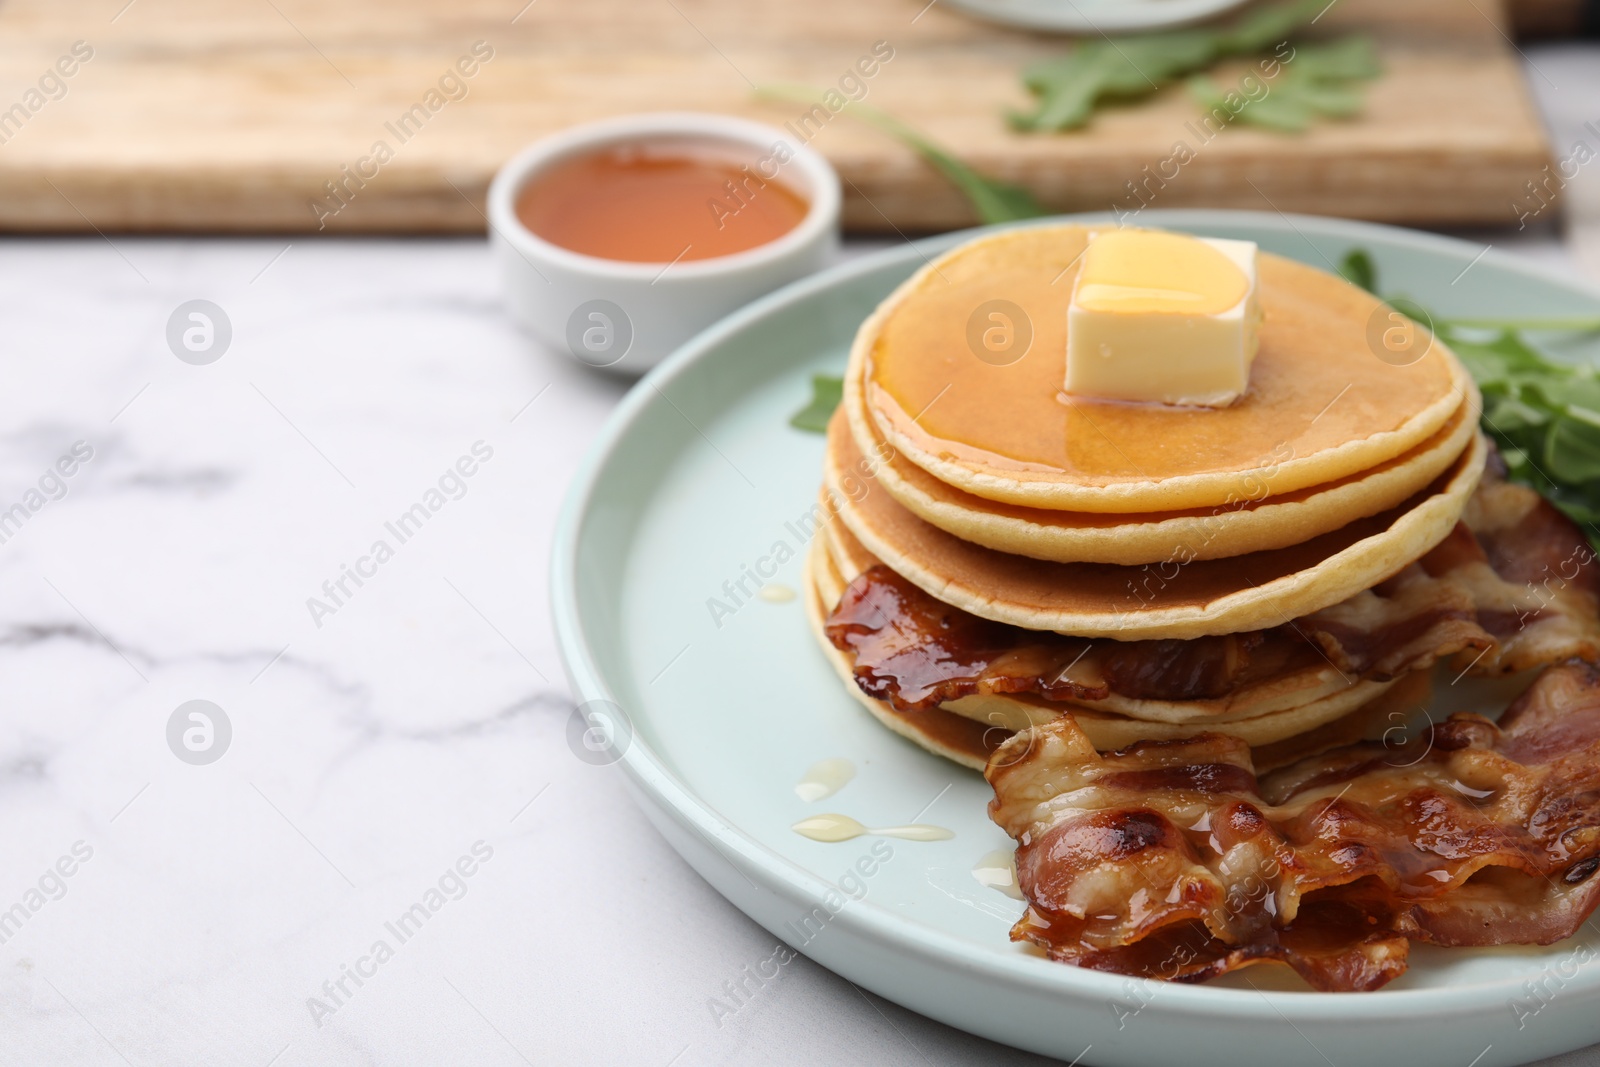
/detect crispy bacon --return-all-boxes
[985,661,1600,991]
[823,562,1106,710]
[827,565,1324,711]
[824,463,1600,714]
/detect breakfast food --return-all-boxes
[857,227,1471,514]
[802,224,1600,990]
[985,661,1600,991]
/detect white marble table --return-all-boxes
[7,49,1600,1067]
[4,230,1098,1067]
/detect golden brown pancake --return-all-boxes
[846,357,1480,565]
[854,224,1473,513]
[823,409,1489,640]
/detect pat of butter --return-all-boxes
[1066,230,1261,407]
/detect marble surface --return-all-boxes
[0,230,1590,1067]
[1,232,1096,1067]
[7,49,1600,1067]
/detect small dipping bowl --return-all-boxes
[489,112,842,375]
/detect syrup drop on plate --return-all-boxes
[791,814,954,843]
[972,848,1023,900]
[792,814,869,842]
[795,757,855,802]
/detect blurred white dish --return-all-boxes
[489,112,840,376]
[944,0,1252,33]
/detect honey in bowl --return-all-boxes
[514,140,811,264]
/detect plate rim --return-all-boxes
[550,209,1600,1024]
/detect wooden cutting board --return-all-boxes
[0,0,1553,232]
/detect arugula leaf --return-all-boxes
[1544,415,1600,484]
[1258,244,1600,545]
[1381,290,1600,544]
[1362,253,1600,334]
[1430,331,1600,546]
[754,87,1044,224]
[1219,0,1332,51]
[790,374,843,434]
[1338,250,1377,293]
[1189,38,1379,134]
[841,102,1044,224]
[1014,30,1221,132]
[1188,75,1315,132]
[1446,328,1552,383]
[1012,0,1327,132]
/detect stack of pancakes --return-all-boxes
[805,224,1489,770]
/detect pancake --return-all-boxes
[855,224,1474,514]
[803,538,1407,770]
[824,408,1488,640]
[847,353,1481,565]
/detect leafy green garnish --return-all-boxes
[790,374,844,433]
[755,87,1043,225]
[1011,0,1329,132]
[1338,249,1377,293]
[1012,29,1219,133]
[1352,252,1600,544]
[834,100,1044,224]
[1187,38,1380,133]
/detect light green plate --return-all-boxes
[552,211,1600,1067]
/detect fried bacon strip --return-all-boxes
[824,459,1600,714]
[985,661,1600,991]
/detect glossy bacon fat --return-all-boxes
[824,459,1600,715]
[986,661,1600,991]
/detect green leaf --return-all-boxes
[1529,374,1600,416]
[1195,37,1380,134]
[1544,415,1600,484]
[1219,0,1329,51]
[1385,296,1436,332]
[754,87,1044,224]
[1016,32,1222,131]
[1013,0,1331,133]
[1483,395,1550,433]
[1338,250,1377,293]
[1288,37,1382,82]
[1214,85,1319,131]
[1454,345,1514,389]
[1443,329,1556,379]
[1341,245,1600,543]
[790,374,843,434]
[831,100,1045,222]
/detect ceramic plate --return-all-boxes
[943,0,1251,34]
[552,211,1600,1067]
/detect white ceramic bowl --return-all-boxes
[944,0,1250,33]
[489,112,842,375]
